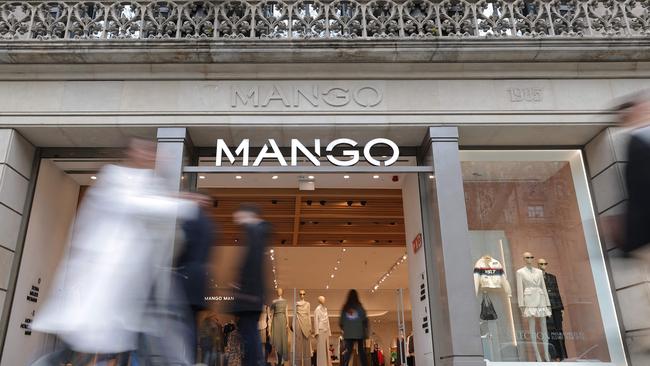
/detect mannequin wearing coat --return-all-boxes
[516,252,552,362]
[314,296,332,366]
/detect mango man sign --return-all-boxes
[215,138,399,167]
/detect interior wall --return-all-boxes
[402,173,434,365]
[0,160,79,366]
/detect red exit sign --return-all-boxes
[412,233,422,253]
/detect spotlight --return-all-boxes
[360,201,367,206]
[347,222,352,225]
[281,239,287,244]
[272,175,279,180]
[213,200,219,208]
[271,200,278,204]
[235,175,242,180]
[347,201,353,207]
[373,175,379,179]
[199,175,206,180]
[429,175,435,179]
[306,200,313,206]
[320,200,326,206]
[308,175,315,179]
[343,175,350,179]
[90,176,97,180]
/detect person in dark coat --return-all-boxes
[616,95,650,253]
[232,203,271,366]
[175,193,217,362]
[340,289,369,366]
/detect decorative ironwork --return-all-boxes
[0,0,647,40]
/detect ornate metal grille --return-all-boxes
[0,0,647,40]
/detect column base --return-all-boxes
[437,355,486,366]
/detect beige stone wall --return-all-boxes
[0,129,35,356]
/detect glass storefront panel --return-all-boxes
[460,150,625,364]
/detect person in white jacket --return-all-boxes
[31,139,198,366]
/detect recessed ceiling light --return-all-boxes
[326,285,329,289]
[429,175,435,179]
[199,175,206,179]
[342,248,347,252]
[331,274,335,278]
[90,176,97,180]
[235,175,242,180]
[343,175,350,179]
[272,175,279,180]
[373,175,379,179]
[308,175,315,179]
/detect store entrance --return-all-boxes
[192,171,434,366]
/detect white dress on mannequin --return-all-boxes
[314,304,332,366]
[516,266,551,318]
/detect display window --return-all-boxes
[460,150,626,364]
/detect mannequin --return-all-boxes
[538,258,568,361]
[516,252,551,362]
[474,254,512,361]
[295,289,313,366]
[270,288,290,365]
[314,296,332,366]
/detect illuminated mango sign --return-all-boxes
[215,138,399,167]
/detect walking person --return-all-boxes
[176,192,218,363]
[29,139,199,366]
[615,94,650,254]
[340,290,369,366]
[231,203,271,366]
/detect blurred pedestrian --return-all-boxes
[30,139,198,366]
[340,290,369,366]
[615,93,650,253]
[231,203,271,366]
[176,192,218,362]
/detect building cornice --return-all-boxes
[2,38,650,64]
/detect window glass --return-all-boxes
[461,150,623,364]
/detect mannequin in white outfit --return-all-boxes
[516,252,552,362]
[314,296,332,366]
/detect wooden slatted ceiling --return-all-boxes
[202,188,405,247]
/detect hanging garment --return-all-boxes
[225,329,243,366]
[296,300,313,366]
[516,266,551,318]
[473,256,512,295]
[271,298,289,362]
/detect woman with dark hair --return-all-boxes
[340,290,369,366]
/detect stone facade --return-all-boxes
[0,129,35,356]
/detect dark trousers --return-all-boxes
[342,339,368,366]
[546,309,568,360]
[237,311,263,366]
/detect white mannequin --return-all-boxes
[295,289,313,366]
[516,252,551,362]
[314,296,332,366]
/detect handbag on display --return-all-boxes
[480,293,498,321]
